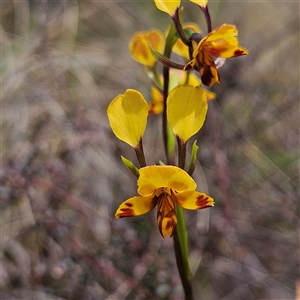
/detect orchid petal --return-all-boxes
[167,85,208,143]
[174,191,214,210]
[107,89,148,148]
[157,193,177,237]
[189,0,208,8]
[204,24,248,58]
[115,195,157,219]
[137,165,197,196]
[154,0,181,16]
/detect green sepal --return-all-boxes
[187,140,199,175]
[149,46,186,70]
[121,156,139,178]
[158,160,166,166]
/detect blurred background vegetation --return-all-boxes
[1,1,299,299]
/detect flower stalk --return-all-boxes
[200,5,212,33]
[174,130,192,299]
[174,206,193,300]
[135,139,147,168]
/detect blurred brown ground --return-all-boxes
[1,1,299,299]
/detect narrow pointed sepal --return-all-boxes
[149,46,186,70]
[121,156,139,178]
[187,140,199,175]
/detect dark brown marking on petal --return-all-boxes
[157,193,177,237]
[234,49,247,57]
[196,51,219,87]
[166,218,177,237]
[118,208,135,217]
[199,66,216,87]
[196,195,213,208]
[125,202,133,207]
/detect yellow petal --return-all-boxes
[189,0,208,8]
[154,0,181,16]
[157,193,177,237]
[174,191,214,209]
[107,89,148,148]
[115,195,157,219]
[138,165,196,196]
[167,85,208,142]
[129,29,164,66]
[204,24,248,58]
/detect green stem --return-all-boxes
[174,206,193,300]
[174,137,193,299]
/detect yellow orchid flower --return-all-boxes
[185,24,248,87]
[154,0,181,17]
[129,29,164,67]
[167,85,207,143]
[107,89,148,148]
[189,0,207,8]
[115,165,214,237]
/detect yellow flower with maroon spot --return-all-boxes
[185,24,248,87]
[115,165,214,237]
